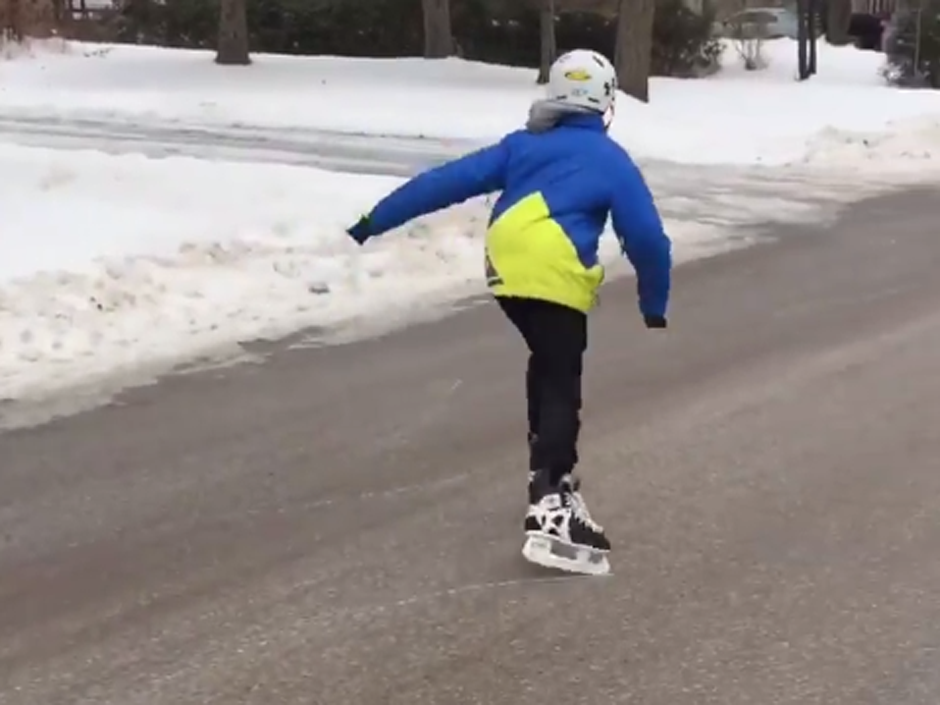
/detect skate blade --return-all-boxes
[522,533,611,577]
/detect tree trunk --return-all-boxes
[216,0,250,66]
[537,0,557,84]
[422,0,453,59]
[825,0,853,44]
[614,0,656,103]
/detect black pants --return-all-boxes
[497,296,587,483]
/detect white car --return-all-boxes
[714,7,801,40]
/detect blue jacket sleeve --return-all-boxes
[608,150,672,319]
[365,138,511,237]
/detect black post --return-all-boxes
[808,0,818,74]
[797,0,810,79]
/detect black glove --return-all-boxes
[644,314,667,329]
[346,215,373,245]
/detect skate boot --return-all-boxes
[525,471,583,528]
[522,469,611,576]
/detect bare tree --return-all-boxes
[216,0,250,65]
[614,0,656,102]
[728,12,770,70]
[537,0,557,84]
[422,0,453,58]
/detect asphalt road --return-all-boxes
[2,186,940,704]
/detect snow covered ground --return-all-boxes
[3,37,940,165]
[1,37,939,403]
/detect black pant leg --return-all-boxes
[525,353,541,458]
[497,297,542,471]
[497,296,587,483]
[526,301,587,483]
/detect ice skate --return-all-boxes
[522,470,611,576]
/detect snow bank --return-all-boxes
[2,38,940,167]
[799,115,940,169]
[616,40,940,166]
[0,144,467,398]
[0,36,71,61]
[0,143,736,401]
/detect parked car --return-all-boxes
[713,7,800,40]
[849,11,890,50]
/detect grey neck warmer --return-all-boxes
[525,99,597,134]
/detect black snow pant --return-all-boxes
[496,295,587,484]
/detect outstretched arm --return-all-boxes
[363,139,510,238]
[608,153,672,321]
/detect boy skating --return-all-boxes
[346,49,672,575]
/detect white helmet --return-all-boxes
[546,49,617,115]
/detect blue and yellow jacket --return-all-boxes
[361,112,671,317]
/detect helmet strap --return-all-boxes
[603,103,615,131]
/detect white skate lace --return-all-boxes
[563,477,604,533]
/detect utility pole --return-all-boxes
[807,0,819,74]
[797,0,811,79]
